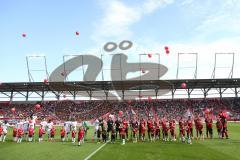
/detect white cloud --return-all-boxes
[142,0,174,14]
[92,0,174,44]
[90,0,240,80]
[180,0,193,6]
[183,0,240,41]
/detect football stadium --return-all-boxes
[1,1,240,160]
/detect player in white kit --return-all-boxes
[71,120,77,143]
[23,119,29,141]
[40,119,47,130]
[46,119,53,140]
[94,119,99,140]
[64,121,72,141]
[2,121,9,142]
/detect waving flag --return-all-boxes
[131,109,136,115]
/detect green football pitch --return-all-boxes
[0,123,240,160]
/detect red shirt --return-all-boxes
[78,129,84,138]
[122,120,128,128]
[39,128,45,136]
[197,118,203,129]
[194,118,198,127]
[161,120,167,129]
[216,120,223,129]
[140,120,146,130]
[205,118,213,128]
[140,120,146,126]
[139,123,144,132]
[72,130,76,137]
[179,120,185,130]
[60,129,66,137]
[17,128,24,136]
[169,121,175,130]
[50,128,56,136]
[120,123,126,135]
[147,120,153,129]
[0,127,3,135]
[187,120,193,129]
[13,128,18,136]
[28,128,34,136]
[154,120,160,129]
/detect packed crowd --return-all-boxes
[0,98,240,122]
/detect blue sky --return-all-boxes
[1,0,240,82]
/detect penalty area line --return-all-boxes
[84,141,109,160]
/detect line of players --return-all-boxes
[0,112,229,145]
[0,118,88,146]
[94,113,229,145]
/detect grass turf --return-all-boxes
[0,123,240,160]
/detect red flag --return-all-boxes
[147,53,152,58]
[75,31,80,36]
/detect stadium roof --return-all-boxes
[0,79,240,101]
[0,79,240,91]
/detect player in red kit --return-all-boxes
[17,127,24,143]
[131,117,138,143]
[147,118,151,140]
[119,122,126,145]
[72,127,76,143]
[147,118,154,141]
[216,117,223,138]
[13,127,18,142]
[219,112,229,139]
[50,126,56,141]
[0,124,3,142]
[161,118,168,141]
[140,118,146,141]
[122,118,129,140]
[186,116,193,144]
[169,119,176,141]
[205,115,213,139]
[179,117,186,143]
[154,118,161,140]
[28,125,34,142]
[196,116,204,141]
[150,119,156,142]
[194,116,199,139]
[38,125,45,142]
[78,126,85,146]
[60,126,66,142]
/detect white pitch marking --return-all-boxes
[84,141,108,160]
